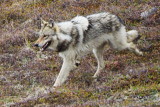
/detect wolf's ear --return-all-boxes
[40,18,48,28]
[53,25,60,33]
[49,19,54,28]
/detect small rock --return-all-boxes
[123,96,128,100]
[10,71,20,78]
[141,7,158,19]
[0,75,7,82]
[126,74,131,79]
[14,84,24,90]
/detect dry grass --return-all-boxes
[0,0,160,106]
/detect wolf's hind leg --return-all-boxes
[112,29,143,55]
[93,42,106,78]
[126,30,143,55]
[128,42,143,56]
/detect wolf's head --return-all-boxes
[34,19,72,52]
[34,19,59,52]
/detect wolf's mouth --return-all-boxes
[40,41,52,51]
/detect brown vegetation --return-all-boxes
[0,0,159,106]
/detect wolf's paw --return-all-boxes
[139,51,143,56]
[92,76,98,82]
[137,51,143,56]
[92,73,100,79]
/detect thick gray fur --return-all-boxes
[81,13,122,43]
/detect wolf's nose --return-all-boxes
[34,44,39,47]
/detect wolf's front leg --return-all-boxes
[53,58,74,87]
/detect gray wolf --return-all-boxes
[34,12,143,87]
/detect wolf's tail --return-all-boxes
[126,30,141,43]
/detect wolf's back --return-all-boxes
[87,12,122,31]
[83,12,123,43]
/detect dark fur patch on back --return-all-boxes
[100,21,113,32]
[83,19,114,43]
[83,14,122,43]
[87,20,93,30]
[70,26,80,47]
[83,20,92,43]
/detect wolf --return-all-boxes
[34,12,143,87]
